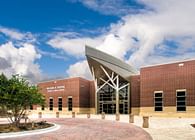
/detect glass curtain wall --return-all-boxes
[97,80,129,114]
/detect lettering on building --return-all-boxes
[46,86,65,92]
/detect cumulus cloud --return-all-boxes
[66,60,92,79]
[122,0,195,67]
[97,33,134,60]
[0,42,42,83]
[65,0,195,79]
[0,57,11,69]
[47,33,103,57]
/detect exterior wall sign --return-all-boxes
[46,86,65,92]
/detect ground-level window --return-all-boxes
[58,97,62,111]
[154,91,163,111]
[68,97,72,111]
[30,105,33,110]
[49,97,53,111]
[176,90,186,111]
[41,105,45,111]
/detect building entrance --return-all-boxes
[102,103,116,114]
[97,84,129,114]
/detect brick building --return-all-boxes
[34,46,195,117]
[138,59,195,117]
[36,77,95,114]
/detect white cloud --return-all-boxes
[68,0,145,16]
[66,60,92,79]
[0,26,36,42]
[122,0,195,67]
[0,42,42,83]
[0,27,24,40]
[47,34,103,57]
[65,0,195,79]
[97,34,131,60]
[38,49,68,61]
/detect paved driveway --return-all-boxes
[3,118,152,140]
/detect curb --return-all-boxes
[0,123,60,139]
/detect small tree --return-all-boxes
[0,74,45,127]
[0,73,9,117]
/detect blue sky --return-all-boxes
[0,0,119,79]
[0,0,120,32]
[0,0,195,83]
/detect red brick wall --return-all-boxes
[140,60,195,107]
[79,78,90,108]
[38,78,81,108]
[130,75,140,107]
[89,81,95,108]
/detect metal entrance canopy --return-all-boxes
[85,45,138,114]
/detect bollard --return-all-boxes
[25,116,28,124]
[87,113,90,118]
[56,112,59,118]
[38,112,42,118]
[72,112,75,118]
[129,114,134,123]
[142,116,149,128]
[116,113,120,121]
[101,112,105,119]
[32,121,35,129]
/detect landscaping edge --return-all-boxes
[0,122,60,139]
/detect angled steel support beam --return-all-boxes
[119,83,129,91]
[115,75,119,114]
[91,66,98,114]
[97,79,110,92]
[100,65,116,87]
[100,77,115,89]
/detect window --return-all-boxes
[68,97,72,111]
[41,105,45,111]
[154,92,163,111]
[176,90,186,111]
[49,97,53,111]
[58,97,62,111]
[30,105,33,110]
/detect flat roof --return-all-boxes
[38,77,91,84]
[141,58,195,69]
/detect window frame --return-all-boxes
[41,105,45,111]
[154,91,163,112]
[67,96,72,111]
[49,97,53,111]
[58,97,63,111]
[30,105,33,110]
[176,89,186,112]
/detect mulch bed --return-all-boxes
[0,121,53,133]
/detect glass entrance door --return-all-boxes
[97,82,129,114]
[119,101,128,114]
[102,103,116,114]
